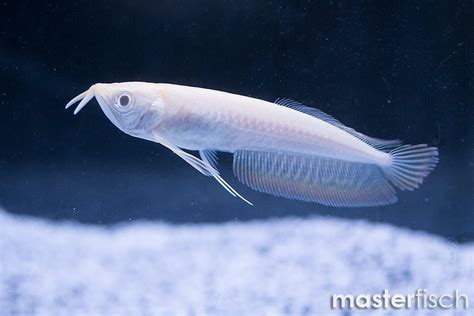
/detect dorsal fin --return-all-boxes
[274,98,401,151]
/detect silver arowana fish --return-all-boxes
[66,82,438,207]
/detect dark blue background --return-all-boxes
[0,1,472,239]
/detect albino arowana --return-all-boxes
[66,82,438,207]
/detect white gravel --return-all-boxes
[1,210,473,315]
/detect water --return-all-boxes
[0,1,473,315]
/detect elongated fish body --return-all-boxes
[66,82,438,207]
[156,84,388,165]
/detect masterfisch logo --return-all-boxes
[331,289,469,310]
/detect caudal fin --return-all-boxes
[383,144,439,191]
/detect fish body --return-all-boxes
[66,82,438,207]
[155,84,388,165]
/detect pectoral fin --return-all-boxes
[153,134,253,205]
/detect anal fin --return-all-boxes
[233,149,397,207]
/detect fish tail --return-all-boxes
[382,144,439,191]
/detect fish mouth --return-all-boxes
[66,84,122,131]
[65,86,97,115]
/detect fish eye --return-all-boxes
[119,94,130,106]
[114,92,133,111]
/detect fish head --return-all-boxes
[65,82,166,137]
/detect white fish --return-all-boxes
[66,82,438,207]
